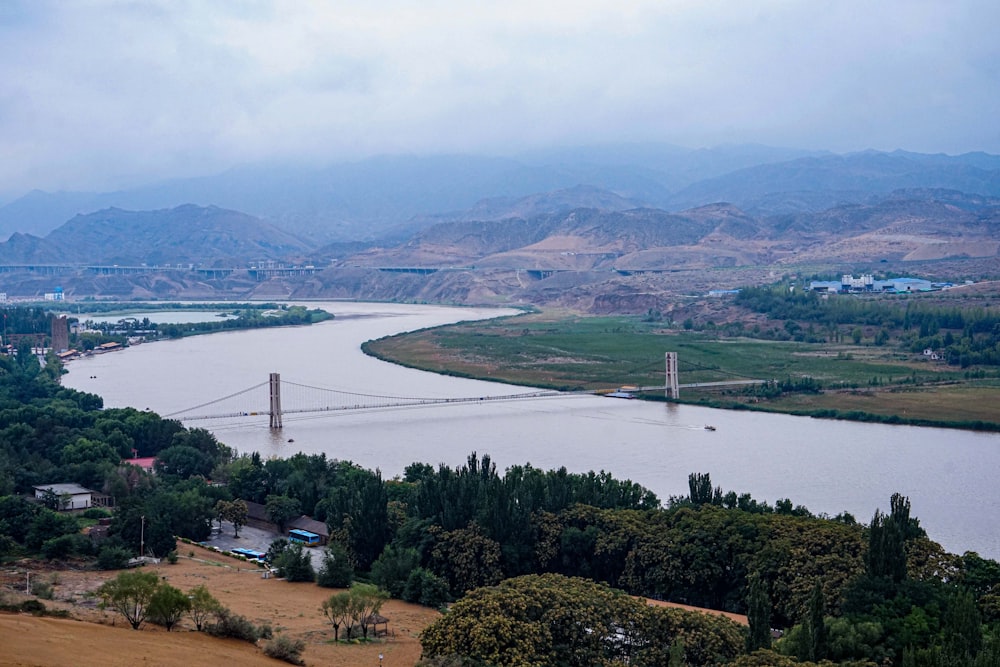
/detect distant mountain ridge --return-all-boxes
[666,152,1000,214]
[11,144,991,243]
[0,205,311,266]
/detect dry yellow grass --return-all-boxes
[1,544,440,667]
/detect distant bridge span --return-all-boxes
[164,375,565,427]
[165,355,768,428]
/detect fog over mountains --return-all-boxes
[0,144,997,310]
[8,144,999,245]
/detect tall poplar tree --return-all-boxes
[746,572,772,652]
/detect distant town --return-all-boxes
[806,274,964,294]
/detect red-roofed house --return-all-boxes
[124,457,157,473]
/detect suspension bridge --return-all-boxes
[163,353,769,428]
[164,375,564,427]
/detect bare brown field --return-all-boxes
[1,544,440,667]
[764,383,1000,423]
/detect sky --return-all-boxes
[0,0,998,196]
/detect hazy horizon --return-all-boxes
[2,1,997,197]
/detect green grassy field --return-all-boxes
[365,311,1000,430]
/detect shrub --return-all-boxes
[207,607,262,643]
[41,533,93,560]
[263,635,306,665]
[96,545,132,570]
[404,568,450,609]
[0,534,18,557]
[19,599,47,615]
[31,580,54,600]
[82,508,111,520]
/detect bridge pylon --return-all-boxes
[269,372,282,429]
[665,352,680,399]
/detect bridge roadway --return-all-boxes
[0,263,696,279]
[169,388,567,422]
[170,379,770,423]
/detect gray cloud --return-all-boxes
[0,0,997,196]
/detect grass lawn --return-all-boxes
[366,311,1000,429]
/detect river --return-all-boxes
[61,301,1000,559]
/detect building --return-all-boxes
[842,274,874,291]
[51,315,69,352]
[288,515,330,545]
[879,277,933,292]
[123,456,157,474]
[56,349,80,362]
[243,500,274,530]
[808,280,843,293]
[808,275,936,294]
[43,286,65,301]
[33,483,95,510]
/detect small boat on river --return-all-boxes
[704,425,716,431]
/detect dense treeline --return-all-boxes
[1,306,55,337]
[3,358,1000,665]
[735,285,1000,367]
[85,304,331,340]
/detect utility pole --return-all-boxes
[140,515,145,558]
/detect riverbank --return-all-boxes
[364,310,1000,431]
[64,303,332,351]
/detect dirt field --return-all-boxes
[0,544,441,667]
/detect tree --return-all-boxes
[804,581,827,662]
[97,570,161,630]
[188,584,222,632]
[942,589,983,662]
[421,573,744,667]
[403,567,450,609]
[214,499,249,537]
[688,472,720,506]
[154,444,213,479]
[866,494,918,584]
[148,583,191,631]
[317,541,354,588]
[320,591,353,641]
[430,523,503,596]
[746,572,772,652]
[350,583,389,639]
[318,468,390,571]
[265,494,302,532]
[229,499,248,537]
[371,544,420,597]
[272,541,315,582]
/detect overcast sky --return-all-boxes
[1,0,997,196]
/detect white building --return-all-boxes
[841,274,874,291]
[33,483,94,510]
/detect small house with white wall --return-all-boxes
[33,483,94,510]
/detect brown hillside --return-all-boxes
[1,544,440,667]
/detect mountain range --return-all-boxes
[5,145,998,244]
[0,145,997,309]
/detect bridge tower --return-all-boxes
[269,372,283,429]
[664,352,680,399]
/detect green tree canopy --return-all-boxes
[98,570,161,630]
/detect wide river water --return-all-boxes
[61,302,1000,559]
